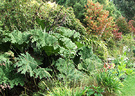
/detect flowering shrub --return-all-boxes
[112,26,122,40]
[103,63,115,71]
[93,0,122,18]
[128,20,135,34]
[84,0,114,40]
[116,16,130,34]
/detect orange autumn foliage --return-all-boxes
[84,0,115,40]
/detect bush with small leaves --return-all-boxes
[128,19,135,34]
[36,1,86,34]
[113,0,135,20]
[112,25,122,40]
[0,0,40,31]
[116,16,130,34]
[84,0,115,40]
[56,0,87,23]
[93,0,122,19]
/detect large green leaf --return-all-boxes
[34,68,52,79]
[43,46,60,56]
[15,52,51,78]
[75,41,84,49]
[0,52,25,88]
[0,66,25,88]
[57,27,81,42]
[74,46,103,73]
[3,30,30,44]
[79,46,93,60]
[15,52,41,77]
[30,29,78,56]
[55,58,86,81]
[36,17,46,30]
[78,58,102,72]
[30,29,59,56]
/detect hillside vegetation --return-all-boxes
[0,0,135,96]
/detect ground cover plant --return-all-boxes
[0,0,135,96]
[117,71,135,96]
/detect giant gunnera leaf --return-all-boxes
[0,52,25,88]
[15,52,51,78]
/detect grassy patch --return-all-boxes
[117,72,135,96]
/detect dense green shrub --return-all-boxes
[36,1,86,34]
[0,51,25,90]
[116,16,130,34]
[128,19,135,34]
[0,25,102,94]
[93,0,122,19]
[113,0,135,20]
[84,35,109,60]
[0,0,39,31]
[0,23,104,95]
[96,68,121,93]
[56,0,87,23]
[0,0,134,95]
[0,0,86,34]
